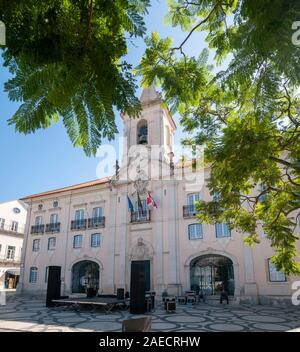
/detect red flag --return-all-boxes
[147,192,157,209]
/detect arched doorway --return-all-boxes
[71,260,99,293]
[190,254,234,296]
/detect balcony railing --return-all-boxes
[71,219,87,230]
[183,205,199,218]
[45,222,61,233]
[130,210,151,223]
[88,217,105,229]
[31,224,45,234]
[0,223,25,235]
[0,255,21,264]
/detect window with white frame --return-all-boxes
[6,246,15,260]
[32,239,40,252]
[188,224,203,240]
[187,193,200,205]
[75,209,84,221]
[45,267,49,283]
[73,235,83,249]
[29,267,38,283]
[50,213,58,224]
[91,233,101,247]
[0,218,5,229]
[92,207,102,219]
[187,193,200,215]
[48,237,56,250]
[10,221,18,232]
[35,216,43,225]
[268,259,286,282]
[215,223,231,238]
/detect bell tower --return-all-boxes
[121,85,176,170]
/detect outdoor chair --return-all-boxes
[122,317,152,332]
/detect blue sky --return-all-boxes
[0,0,215,202]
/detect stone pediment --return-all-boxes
[129,237,154,260]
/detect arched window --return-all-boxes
[137,119,148,145]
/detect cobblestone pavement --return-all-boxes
[0,293,300,332]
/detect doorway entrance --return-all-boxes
[71,260,99,293]
[190,254,234,295]
[130,260,150,291]
[4,270,19,289]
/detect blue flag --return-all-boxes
[127,195,134,212]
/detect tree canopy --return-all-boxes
[1,0,300,274]
[0,0,150,155]
[138,0,300,274]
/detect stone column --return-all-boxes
[243,244,258,303]
[104,189,117,293]
[166,180,181,295]
[118,191,127,289]
[153,184,164,294]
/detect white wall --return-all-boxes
[0,200,27,288]
[0,200,28,233]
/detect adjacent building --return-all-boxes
[0,200,27,289]
[18,86,300,304]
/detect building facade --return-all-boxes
[0,200,27,289]
[18,87,300,304]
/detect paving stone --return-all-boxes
[75,321,120,331]
[152,322,178,330]
[56,317,88,323]
[0,293,299,332]
[165,315,206,323]
[242,315,287,323]
[208,323,245,331]
[252,323,290,331]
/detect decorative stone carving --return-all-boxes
[133,168,149,194]
[130,237,154,260]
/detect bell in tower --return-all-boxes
[120,84,176,181]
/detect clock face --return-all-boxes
[13,207,20,214]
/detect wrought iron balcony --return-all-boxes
[70,219,87,230]
[45,222,61,233]
[31,224,45,234]
[130,210,151,223]
[88,217,105,229]
[183,205,199,218]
